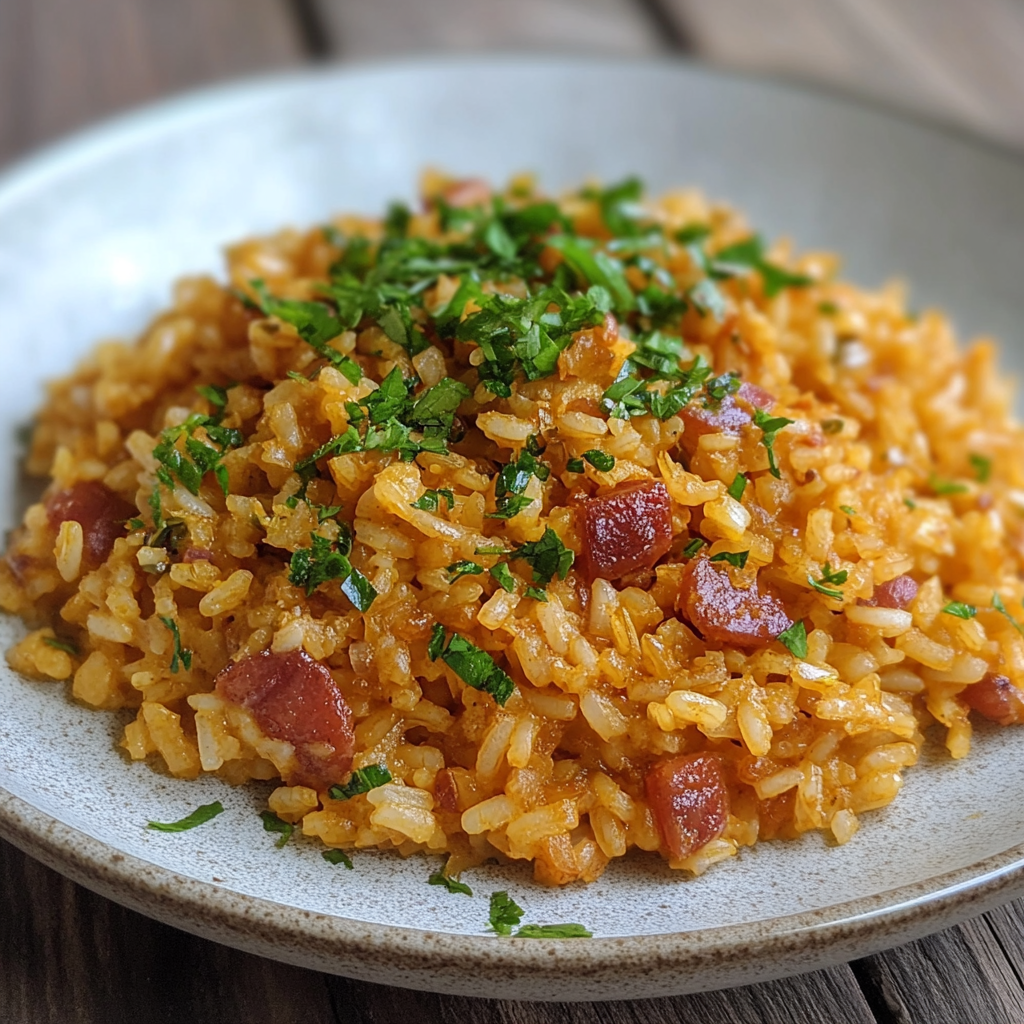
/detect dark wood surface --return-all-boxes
[3,1,1024,1021]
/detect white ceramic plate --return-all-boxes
[3,56,1024,1002]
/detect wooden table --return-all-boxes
[3,2,1024,1021]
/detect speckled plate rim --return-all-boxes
[3,55,1024,1001]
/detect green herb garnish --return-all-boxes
[942,601,976,619]
[566,457,585,473]
[710,550,749,569]
[928,474,969,496]
[288,532,377,611]
[147,801,223,833]
[969,453,992,483]
[196,383,230,409]
[152,413,244,496]
[411,488,455,512]
[808,562,848,600]
[428,625,515,706]
[488,890,525,935]
[328,764,393,801]
[682,537,706,558]
[428,871,473,896]
[260,810,294,848]
[777,620,808,659]
[514,924,593,939]
[821,418,844,435]
[490,562,517,593]
[510,528,575,586]
[839,505,856,516]
[448,560,485,582]
[727,473,747,501]
[42,636,78,656]
[159,616,192,673]
[582,450,615,472]
[322,848,354,869]
[993,593,1024,635]
[711,235,813,298]
[752,408,794,479]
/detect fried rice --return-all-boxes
[4,170,1024,886]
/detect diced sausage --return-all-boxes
[645,753,729,860]
[215,649,355,789]
[962,673,1024,726]
[861,574,919,610]
[46,481,135,564]
[578,480,673,581]
[678,554,792,646]
[678,382,775,457]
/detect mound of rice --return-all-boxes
[4,171,1024,886]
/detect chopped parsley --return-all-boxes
[821,418,844,435]
[42,636,78,656]
[510,528,575,586]
[942,601,976,619]
[513,924,593,939]
[992,593,1024,636]
[159,616,192,673]
[147,801,223,833]
[328,764,393,801]
[488,449,550,520]
[566,457,585,473]
[152,414,244,496]
[710,235,814,298]
[259,810,294,848]
[525,586,548,602]
[969,453,992,483]
[489,562,517,593]
[251,279,363,382]
[127,517,145,530]
[752,408,794,479]
[196,383,230,409]
[488,890,525,935]
[704,371,741,405]
[808,563,848,600]
[727,473,747,501]
[428,871,473,896]
[818,301,839,315]
[411,488,455,512]
[582,449,615,472]
[777,620,808,659]
[687,278,727,320]
[839,505,857,516]
[904,497,917,510]
[322,848,354,869]
[928,474,969,496]
[546,234,635,313]
[428,625,515,706]
[682,537,706,558]
[447,560,484,582]
[601,353,713,421]
[288,532,377,611]
[710,550,749,569]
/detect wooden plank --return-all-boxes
[660,0,1024,145]
[329,963,877,1023]
[852,913,1024,1024]
[0,838,338,1024]
[0,0,304,166]
[313,0,664,57]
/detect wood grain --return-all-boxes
[0,0,303,166]
[660,0,1024,146]
[313,0,664,57]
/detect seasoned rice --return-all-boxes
[5,170,1024,885]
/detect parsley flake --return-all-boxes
[448,560,484,582]
[777,620,808,659]
[808,562,848,600]
[839,505,857,516]
[566,457,585,473]
[710,550,749,569]
[969,453,992,483]
[821,418,845,435]
[514,924,593,939]
[511,528,575,586]
[490,562,517,593]
[428,625,515,706]
[942,601,976,619]
[152,414,244,497]
[159,616,192,674]
[993,593,1024,636]
[488,890,525,935]
[752,408,794,479]
[260,810,294,848]
[322,848,354,869]
[727,473,747,501]
[928,473,969,496]
[428,871,473,896]
[411,488,455,512]
[682,537,706,558]
[42,636,78,656]
[582,449,615,472]
[147,801,223,833]
[328,764,393,801]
